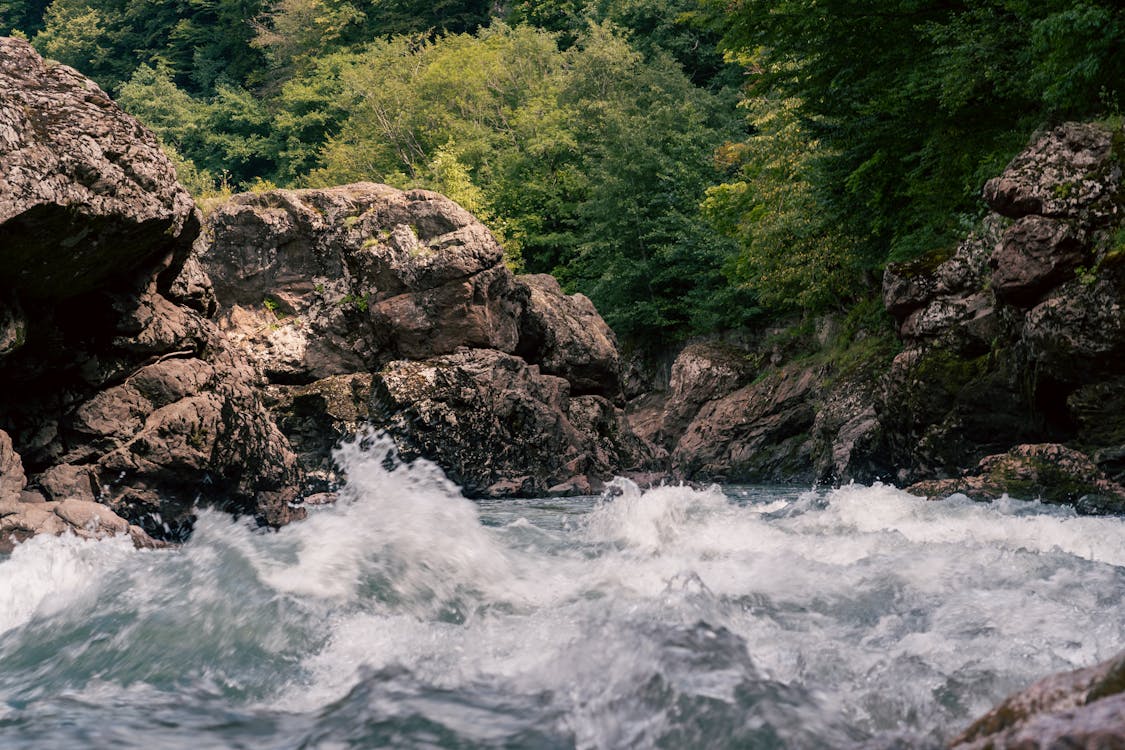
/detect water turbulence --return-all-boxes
[1,433,1124,749]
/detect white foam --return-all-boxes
[0,532,135,636]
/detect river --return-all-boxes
[1,433,1123,749]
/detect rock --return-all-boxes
[0,293,26,358]
[982,122,1121,225]
[672,365,824,483]
[906,443,1125,512]
[371,349,654,497]
[198,183,522,380]
[0,429,26,503]
[884,220,1001,313]
[0,37,196,301]
[1022,278,1125,382]
[368,264,521,359]
[951,650,1125,749]
[990,215,1089,306]
[0,39,305,542]
[811,375,887,484]
[266,373,373,491]
[198,183,651,489]
[513,274,622,399]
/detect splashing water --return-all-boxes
[1,433,1123,749]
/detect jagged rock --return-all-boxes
[0,37,197,301]
[990,215,1089,306]
[199,184,654,488]
[266,373,373,491]
[513,274,622,399]
[811,375,886,484]
[198,184,523,381]
[982,122,1122,225]
[883,217,1005,344]
[906,443,1125,512]
[889,219,999,312]
[875,122,1125,484]
[1022,277,1125,381]
[0,429,25,504]
[370,349,653,497]
[672,365,824,483]
[951,650,1125,749]
[0,39,304,542]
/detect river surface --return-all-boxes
[2,434,1124,749]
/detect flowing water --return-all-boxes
[2,434,1125,749]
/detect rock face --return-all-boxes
[881,122,1125,494]
[0,38,303,545]
[951,650,1125,749]
[197,184,655,496]
[627,333,892,486]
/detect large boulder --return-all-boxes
[198,184,523,382]
[198,184,654,492]
[671,365,824,483]
[513,274,622,399]
[0,38,304,542]
[371,349,653,497]
[878,122,1125,489]
[981,121,1121,225]
[0,37,197,301]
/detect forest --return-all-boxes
[3,0,1123,348]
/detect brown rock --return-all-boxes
[0,429,26,503]
[513,274,622,399]
[990,215,1088,306]
[267,373,373,490]
[0,37,196,301]
[198,183,520,378]
[952,650,1125,749]
[672,365,824,483]
[371,349,654,497]
[0,39,305,542]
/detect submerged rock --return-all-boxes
[0,38,303,542]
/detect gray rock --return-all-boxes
[982,122,1121,225]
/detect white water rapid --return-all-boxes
[1,433,1123,749]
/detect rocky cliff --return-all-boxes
[634,121,1125,513]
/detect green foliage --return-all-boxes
[708,0,1125,275]
[302,22,746,343]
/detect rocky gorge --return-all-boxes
[2,35,1125,747]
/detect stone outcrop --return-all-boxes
[196,184,655,496]
[0,38,303,545]
[908,443,1125,514]
[881,122,1125,494]
[627,332,891,486]
[951,650,1125,749]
